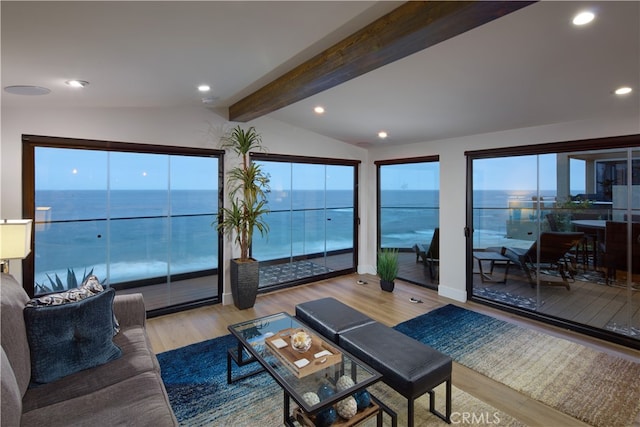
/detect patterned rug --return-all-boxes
[395,305,640,427]
[259,260,333,288]
[158,334,525,426]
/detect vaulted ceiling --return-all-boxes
[2,1,638,147]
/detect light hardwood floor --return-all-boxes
[147,273,640,427]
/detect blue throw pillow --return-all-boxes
[24,287,122,385]
[26,275,120,335]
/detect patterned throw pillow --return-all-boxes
[26,275,120,334]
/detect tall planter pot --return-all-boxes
[230,258,259,309]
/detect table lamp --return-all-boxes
[0,219,33,274]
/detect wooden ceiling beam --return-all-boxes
[229,1,535,123]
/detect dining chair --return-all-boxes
[601,221,640,285]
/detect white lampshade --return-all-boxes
[0,219,33,260]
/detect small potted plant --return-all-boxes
[377,248,399,292]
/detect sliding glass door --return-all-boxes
[377,157,440,289]
[252,156,357,289]
[468,137,639,346]
[24,136,222,314]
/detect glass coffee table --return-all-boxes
[227,312,396,426]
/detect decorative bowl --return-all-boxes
[291,329,312,353]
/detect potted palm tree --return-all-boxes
[377,248,399,292]
[217,126,270,309]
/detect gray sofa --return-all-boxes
[1,273,178,427]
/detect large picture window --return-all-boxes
[251,154,358,290]
[23,135,223,314]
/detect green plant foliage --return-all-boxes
[551,196,594,231]
[377,248,399,282]
[35,267,101,294]
[216,126,270,261]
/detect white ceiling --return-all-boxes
[2,1,639,147]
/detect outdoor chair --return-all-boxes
[501,231,584,290]
[545,213,560,232]
[547,212,596,270]
[413,228,439,283]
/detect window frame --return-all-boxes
[251,152,360,290]
[465,133,640,349]
[375,155,439,250]
[375,155,440,288]
[21,134,224,300]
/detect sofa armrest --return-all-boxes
[113,294,146,328]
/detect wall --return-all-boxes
[0,106,368,304]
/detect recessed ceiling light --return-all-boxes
[378,131,388,139]
[314,106,325,114]
[615,86,633,95]
[198,85,211,92]
[65,80,89,88]
[4,85,51,96]
[573,11,595,26]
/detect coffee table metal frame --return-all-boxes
[227,312,397,426]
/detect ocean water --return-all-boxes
[33,189,560,287]
[34,190,218,286]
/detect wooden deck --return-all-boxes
[398,251,640,339]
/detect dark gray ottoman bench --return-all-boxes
[294,296,376,342]
[296,297,452,426]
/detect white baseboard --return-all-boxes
[437,284,467,302]
[357,264,376,275]
[222,292,233,305]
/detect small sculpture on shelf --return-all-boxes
[301,391,320,406]
[315,384,337,426]
[336,396,358,419]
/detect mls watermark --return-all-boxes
[451,411,502,424]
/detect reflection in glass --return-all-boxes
[470,148,639,342]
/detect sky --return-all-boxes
[36,147,218,191]
[257,161,354,191]
[473,155,585,192]
[380,162,440,191]
[37,147,587,193]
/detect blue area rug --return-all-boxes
[158,335,283,426]
[158,320,525,426]
[395,304,640,427]
[394,304,518,359]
